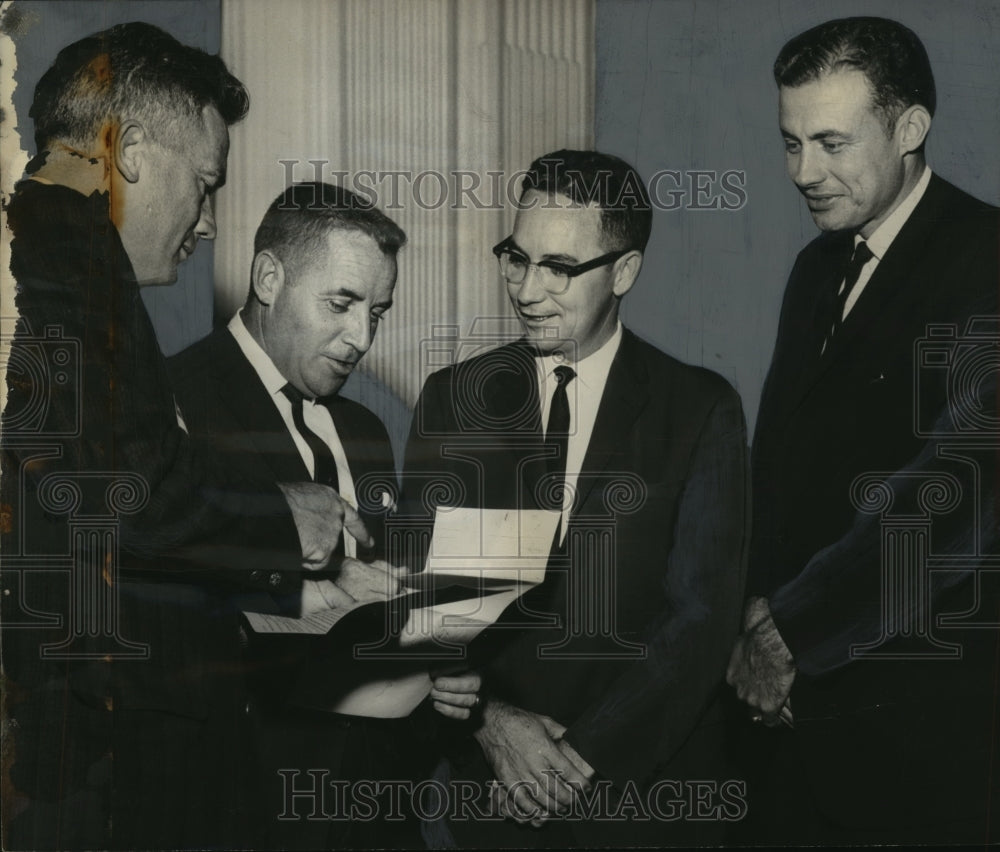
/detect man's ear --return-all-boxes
[612,250,643,298]
[896,104,932,155]
[251,251,285,307]
[114,120,147,184]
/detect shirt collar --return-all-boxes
[861,166,932,259]
[227,310,294,399]
[536,322,623,392]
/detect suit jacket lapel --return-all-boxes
[211,331,311,484]
[480,340,546,510]
[572,329,649,515]
[326,396,387,558]
[489,338,544,435]
[821,178,947,366]
[326,396,389,502]
[793,175,949,406]
[783,233,853,408]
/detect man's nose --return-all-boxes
[194,195,218,241]
[514,265,547,304]
[790,147,823,189]
[341,308,373,353]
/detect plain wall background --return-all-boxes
[595,0,1000,433]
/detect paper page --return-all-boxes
[426,507,560,584]
[243,600,362,635]
[324,670,433,718]
[398,584,530,649]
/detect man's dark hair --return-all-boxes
[774,17,936,132]
[250,182,406,295]
[30,21,249,151]
[520,150,652,253]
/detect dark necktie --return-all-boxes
[281,383,340,492]
[282,383,344,559]
[545,365,576,478]
[823,240,873,353]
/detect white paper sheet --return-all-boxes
[243,598,366,636]
[243,507,557,716]
[425,506,561,584]
[324,670,434,718]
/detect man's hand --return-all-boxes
[557,738,595,782]
[278,482,373,569]
[300,578,355,615]
[429,670,482,720]
[473,699,591,824]
[727,596,796,726]
[334,558,404,602]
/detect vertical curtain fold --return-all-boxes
[217,0,593,410]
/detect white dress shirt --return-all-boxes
[841,165,932,320]
[228,311,359,557]
[536,322,623,541]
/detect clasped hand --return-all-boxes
[474,698,594,827]
[726,596,796,727]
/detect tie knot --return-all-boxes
[850,240,873,269]
[281,383,306,405]
[553,365,576,386]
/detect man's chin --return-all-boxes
[311,375,348,399]
[521,326,563,349]
[134,266,180,287]
[524,335,577,361]
[808,207,855,234]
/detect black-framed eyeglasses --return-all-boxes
[491,237,628,295]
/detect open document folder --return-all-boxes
[242,507,560,717]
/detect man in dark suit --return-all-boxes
[727,17,1000,844]
[402,150,749,847]
[168,181,480,848]
[0,24,363,850]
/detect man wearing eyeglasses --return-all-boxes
[401,149,749,847]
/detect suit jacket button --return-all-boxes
[268,572,282,587]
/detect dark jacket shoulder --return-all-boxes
[625,327,738,402]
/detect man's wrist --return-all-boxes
[761,613,796,672]
[472,694,504,741]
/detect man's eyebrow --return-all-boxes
[780,128,850,143]
[807,130,850,141]
[320,287,364,300]
[319,288,394,310]
[508,240,580,265]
